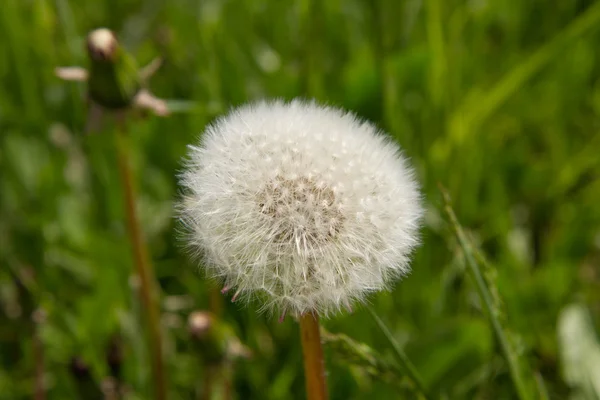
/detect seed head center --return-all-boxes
[258,175,344,246]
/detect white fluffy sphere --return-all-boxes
[179,99,422,317]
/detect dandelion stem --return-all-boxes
[115,119,167,400]
[367,306,432,400]
[299,312,328,400]
[439,185,532,400]
[33,319,45,400]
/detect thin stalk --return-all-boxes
[201,367,213,400]
[440,186,531,400]
[209,287,224,315]
[299,312,328,400]
[222,363,233,400]
[200,364,232,400]
[535,372,550,400]
[33,321,45,400]
[114,120,166,400]
[367,306,431,400]
[205,289,225,400]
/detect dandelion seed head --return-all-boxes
[179,99,423,317]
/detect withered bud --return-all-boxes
[86,28,118,62]
[188,311,213,339]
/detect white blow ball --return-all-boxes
[179,99,423,317]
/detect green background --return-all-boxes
[1,0,600,399]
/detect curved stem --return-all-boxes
[115,119,167,400]
[440,185,532,400]
[299,312,328,400]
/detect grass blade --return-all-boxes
[323,328,414,391]
[367,306,432,400]
[439,185,533,400]
[441,1,600,154]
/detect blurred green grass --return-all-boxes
[1,0,600,399]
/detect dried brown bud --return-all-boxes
[188,311,213,339]
[86,28,118,62]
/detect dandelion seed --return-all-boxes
[278,311,287,324]
[345,302,353,314]
[179,99,423,318]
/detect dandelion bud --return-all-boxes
[86,28,118,62]
[179,99,423,317]
[188,311,213,339]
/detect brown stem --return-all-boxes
[115,119,167,400]
[200,364,231,400]
[299,312,328,400]
[200,366,213,400]
[209,286,223,316]
[223,361,233,400]
[33,319,45,400]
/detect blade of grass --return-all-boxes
[439,184,533,400]
[370,0,400,136]
[535,372,550,400]
[54,0,79,57]
[425,0,447,108]
[439,1,600,157]
[300,0,324,99]
[366,306,432,400]
[1,0,43,121]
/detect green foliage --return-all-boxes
[1,0,600,399]
[322,329,415,394]
[441,189,537,399]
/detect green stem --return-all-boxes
[439,186,531,400]
[115,119,167,400]
[367,306,432,400]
